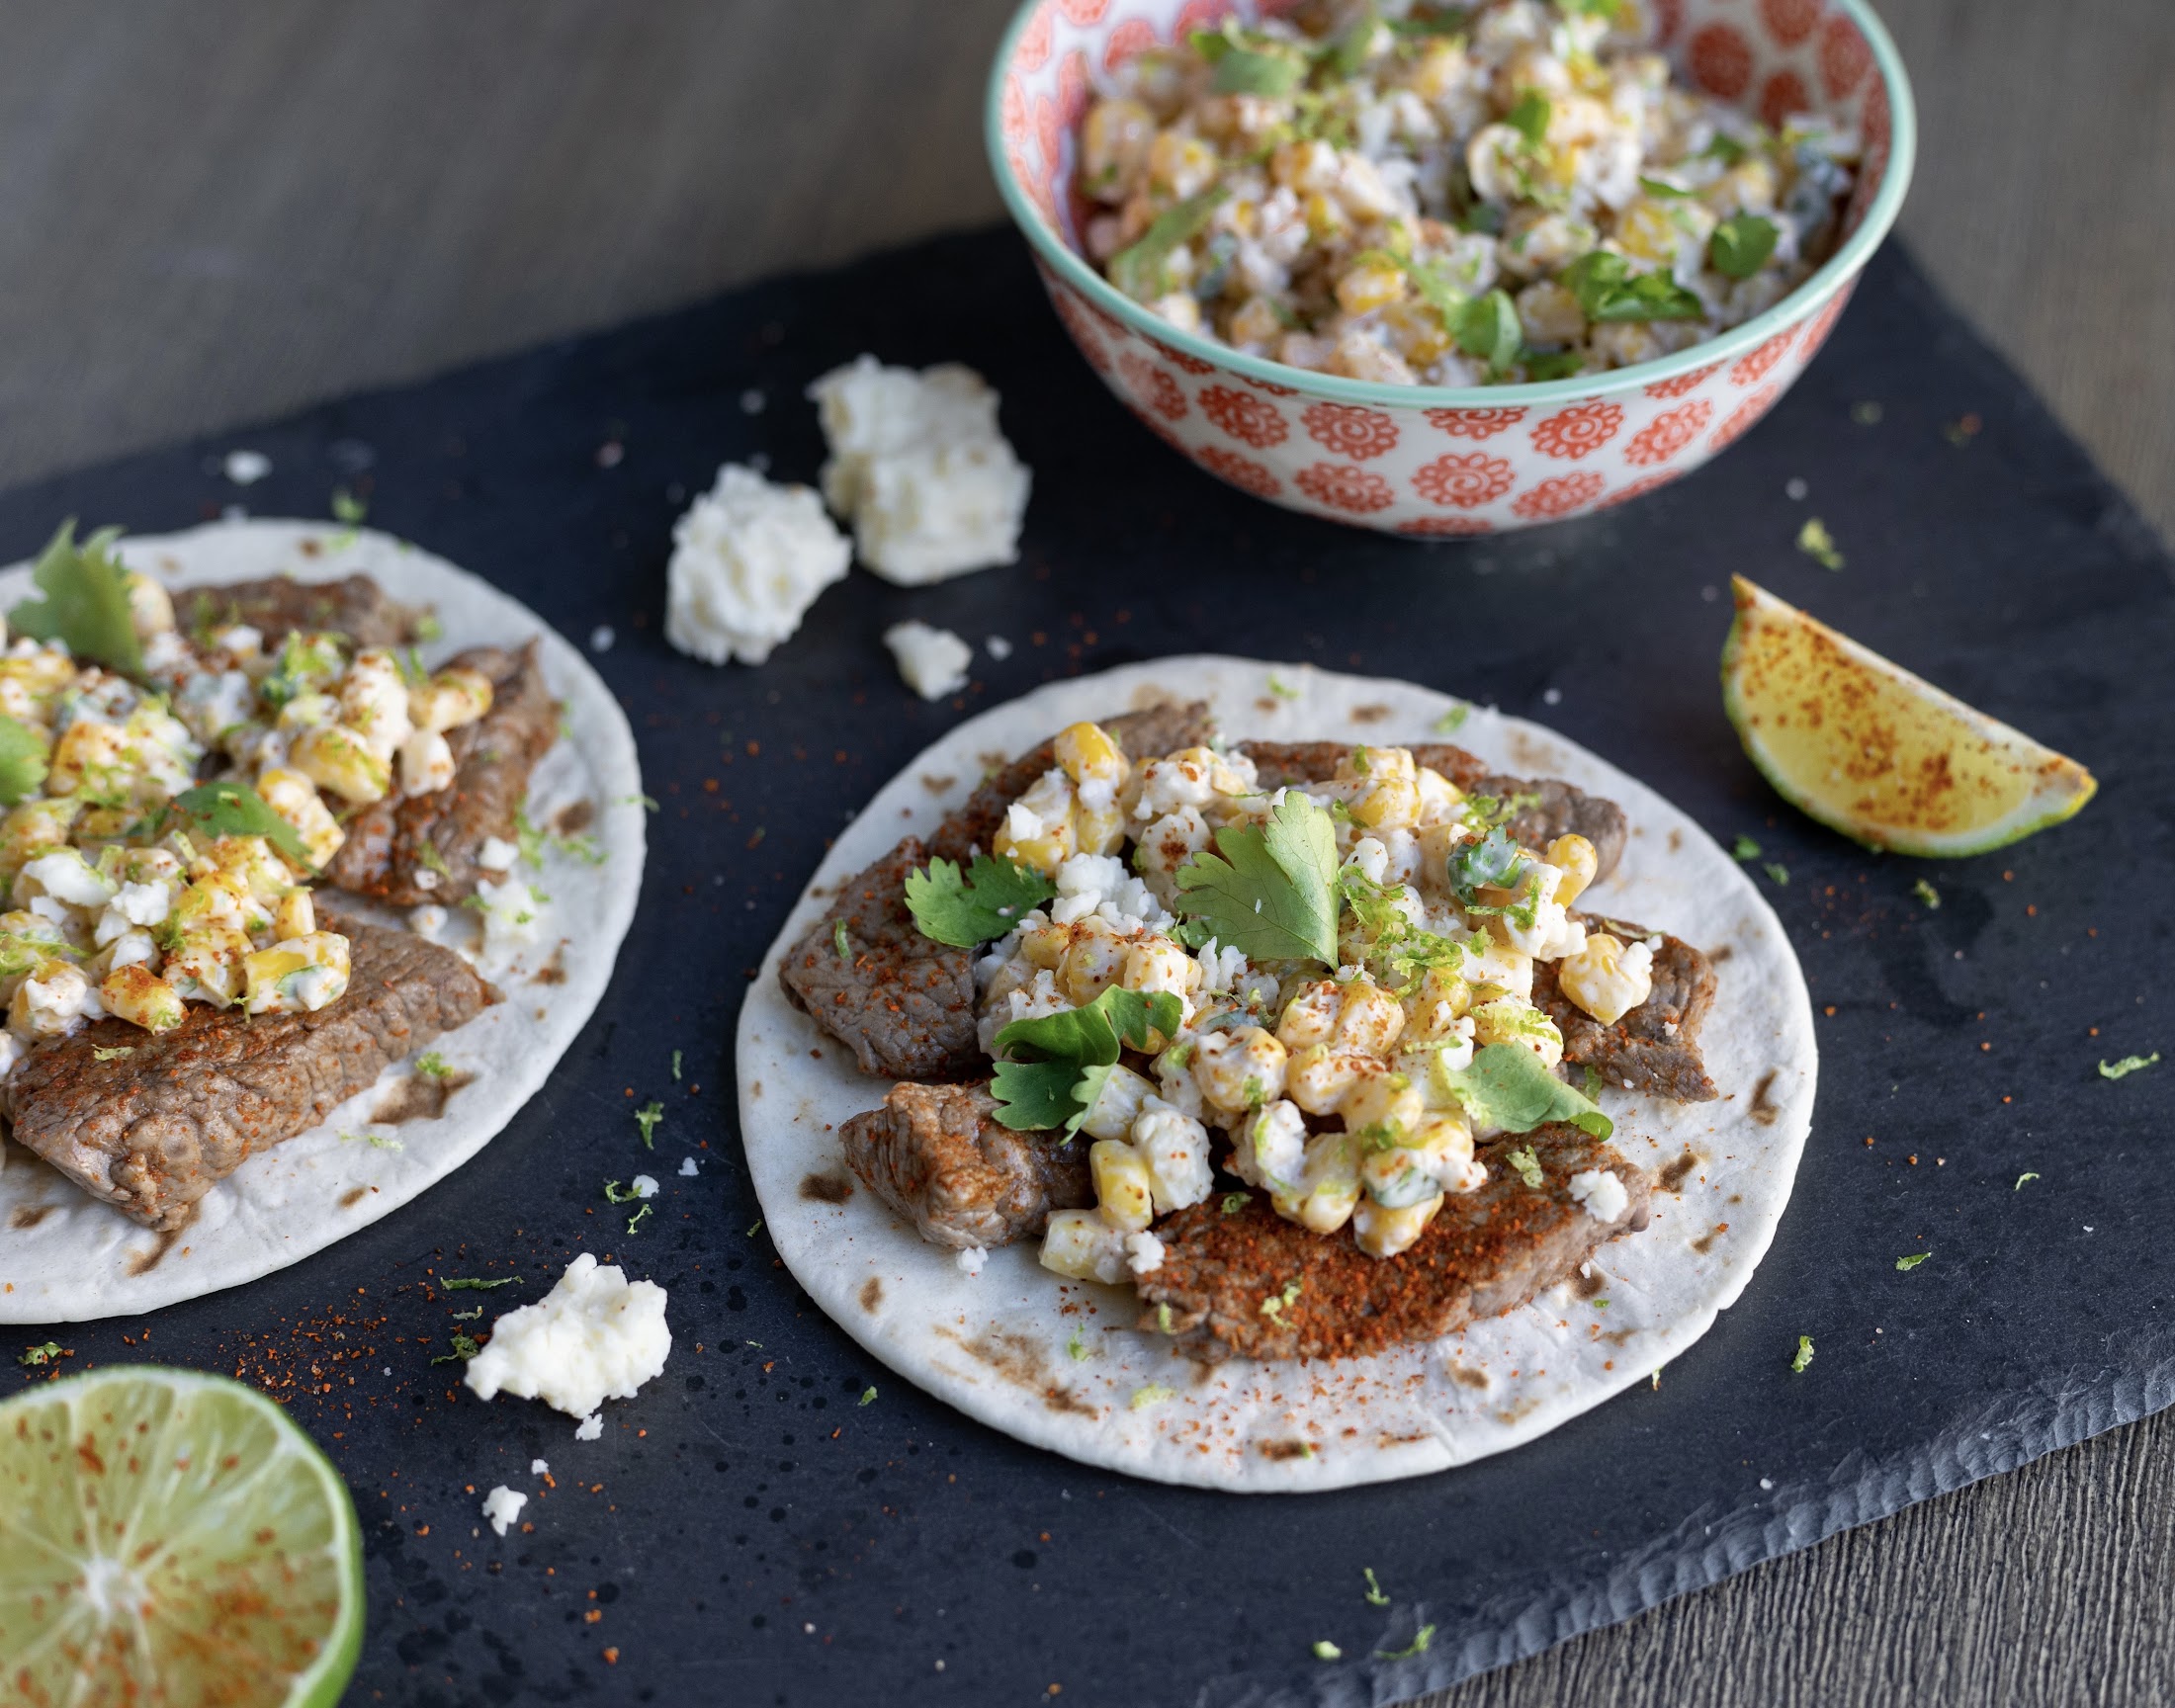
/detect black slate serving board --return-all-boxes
[3,228,2170,1708]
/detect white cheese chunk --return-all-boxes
[955,1245,988,1277]
[807,356,1031,584]
[883,621,974,702]
[530,1458,550,1476]
[477,836,518,872]
[463,1253,671,1421]
[631,1173,658,1199]
[480,1486,527,1537]
[573,1410,603,1441]
[665,463,852,665]
[1567,1168,1629,1225]
[677,1155,699,1177]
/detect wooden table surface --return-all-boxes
[3,4,2169,1703]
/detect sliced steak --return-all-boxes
[324,640,558,906]
[839,1080,1091,1250]
[930,701,1217,863]
[779,836,981,1081]
[1137,1126,1652,1362]
[1470,774,1628,884]
[8,918,497,1233]
[1532,914,1718,1101]
[1238,741,1625,880]
[176,574,421,648]
[1240,740,1490,793]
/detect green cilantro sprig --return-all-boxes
[905,855,1056,948]
[1895,1251,1931,1272]
[991,985,1183,1135]
[635,1101,664,1147]
[9,520,143,674]
[1172,792,1340,966]
[1190,20,1308,94]
[0,717,49,808]
[17,1342,64,1367]
[139,782,315,871]
[1434,1044,1612,1141]
[1560,251,1703,323]
[1108,186,1231,302]
[1709,214,1780,280]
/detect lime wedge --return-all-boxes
[1722,576,2096,855]
[0,1365,363,1707]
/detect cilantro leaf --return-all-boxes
[1709,214,1780,280]
[1448,824,1531,905]
[1432,704,1469,734]
[149,782,316,871]
[442,1276,518,1290]
[1503,1144,1544,1188]
[1433,1043,1612,1139]
[859,1385,878,1406]
[1895,1251,1930,1271]
[991,985,1184,1134]
[1456,288,1523,378]
[1506,91,1550,146]
[1560,251,1704,323]
[1195,29,1306,95]
[0,715,49,807]
[1796,516,1845,569]
[1790,1334,1815,1373]
[2100,1053,2160,1080]
[18,1341,63,1367]
[603,1178,641,1204]
[1067,1324,1095,1361]
[9,520,143,674]
[634,1100,664,1147]
[904,855,1056,948]
[414,1052,454,1079]
[1731,834,1762,861]
[1911,878,1941,909]
[430,1331,483,1365]
[1763,862,1791,887]
[1325,0,1379,76]
[1108,187,1230,302]
[1173,792,1339,966]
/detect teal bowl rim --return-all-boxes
[985,0,1917,408]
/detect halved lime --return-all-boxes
[1721,575,2096,856]
[0,1365,363,1707]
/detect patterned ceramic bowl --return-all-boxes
[986,0,1915,536]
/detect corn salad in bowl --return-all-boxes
[966,721,1637,1280]
[1080,0,1857,386]
[988,0,1913,533]
[0,526,493,1075]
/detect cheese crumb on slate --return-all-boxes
[530,1458,550,1476]
[222,450,272,485]
[631,1173,658,1199]
[463,1252,671,1420]
[574,1410,603,1440]
[808,355,1030,584]
[884,621,974,701]
[481,1486,527,1537]
[1567,1168,1629,1224]
[955,1245,987,1277]
[678,1155,699,1177]
[665,463,851,665]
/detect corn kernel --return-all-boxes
[1039,1209,1129,1284]
[1081,98,1157,200]
[101,964,185,1032]
[1338,1064,1425,1139]
[1613,198,1683,262]
[1470,995,1565,1069]
[290,724,392,805]
[1286,1043,1369,1115]
[1148,130,1217,199]
[1054,722,1125,788]
[1556,932,1655,1027]
[257,768,347,869]
[1545,833,1598,905]
[274,889,315,941]
[1190,1024,1287,1113]
[1089,1140,1156,1233]
[1057,921,1128,1007]
[1335,262,1408,315]
[1353,1192,1444,1258]
[242,932,352,1016]
[163,926,251,1007]
[1272,1132,1361,1235]
[124,571,176,639]
[409,667,494,734]
[1226,296,1285,347]
[1080,1065,1156,1143]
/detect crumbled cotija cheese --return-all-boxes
[807,356,1031,584]
[480,1485,527,1536]
[464,1252,671,1420]
[1567,1168,1629,1225]
[884,621,974,701]
[665,463,852,665]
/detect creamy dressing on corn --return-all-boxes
[0,572,497,1065]
[1080,0,1858,384]
[971,722,1649,1277]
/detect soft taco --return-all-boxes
[0,520,643,1323]
[740,658,1815,1492]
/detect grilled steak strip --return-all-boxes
[8,918,497,1233]
[839,1080,1091,1250]
[175,574,421,648]
[324,640,558,907]
[1236,741,1627,881]
[930,701,1217,863]
[1136,1126,1652,1362]
[1533,916,1719,1102]
[779,836,982,1081]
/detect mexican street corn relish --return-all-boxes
[0,527,495,1066]
[948,721,1632,1276]
[1078,0,1858,384]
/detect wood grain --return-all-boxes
[0,4,2170,1704]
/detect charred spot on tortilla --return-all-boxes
[373,1063,477,1126]
[1658,1150,1702,1193]
[1750,1069,1783,1125]
[799,1171,855,1205]
[858,1276,885,1313]
[123,1230,183,1276]
[9,1205,54,1232]
[338,1186,371,1210]
[552,799,595,836]
[1690,1223,1729,1253]
[1259,1438,1317,1461]
[532,944,568,986]
[935,1324,1101,1417]
[1570,1265,1607,1299]
[1349,704,1391,724]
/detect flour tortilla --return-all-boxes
[739,657,1816,1493]
[0,520,644,1324]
